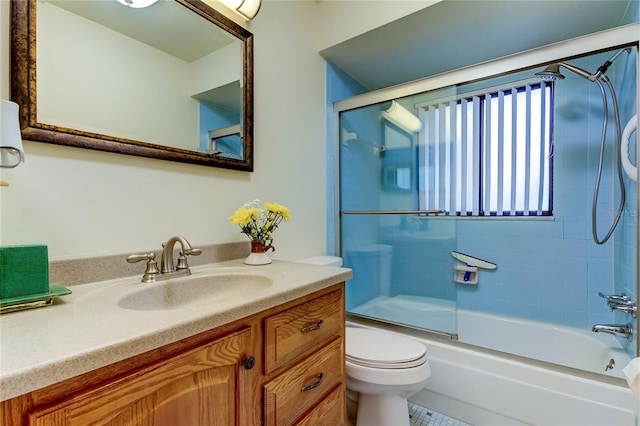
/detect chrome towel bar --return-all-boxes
[341,210,444,215]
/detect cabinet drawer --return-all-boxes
[265,289,344,373]
[264,338,344,426]
[294,384,345,426]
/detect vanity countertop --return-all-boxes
[0,259,352,402]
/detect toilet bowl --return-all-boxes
[346,327,431,426]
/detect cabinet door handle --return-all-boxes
[300,320,324,334]
[243,355,256,370]
[301,373,324,392]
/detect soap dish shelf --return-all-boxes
[451,251,497,285]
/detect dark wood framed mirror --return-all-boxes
[11,0,254,171]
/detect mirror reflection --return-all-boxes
[12,0,253,170]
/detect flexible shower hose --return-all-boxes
[591,77,626,245]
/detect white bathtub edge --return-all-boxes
[347,320,638,426]
[418,355,635,426]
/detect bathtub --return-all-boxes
[349,295,638,425]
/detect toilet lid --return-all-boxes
[346,327,427,369]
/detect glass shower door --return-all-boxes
[340,102,458,337]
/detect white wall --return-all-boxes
[191,42,242,97]
[0,0,432,261]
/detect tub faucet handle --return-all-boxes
[598,292,636,317]
[598,292,629,304]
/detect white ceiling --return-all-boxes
[320,0,636,91]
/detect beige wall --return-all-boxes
[0,0,430,261]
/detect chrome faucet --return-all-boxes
[591,323,633,341]
[127,236,201,283]
[598,292,637,318]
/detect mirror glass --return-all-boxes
[11,0,254,171]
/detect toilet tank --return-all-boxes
[296,256,343,267]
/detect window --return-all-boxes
[418,80,553,216]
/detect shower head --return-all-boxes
[534,64,565,81]
[535,62,594,82]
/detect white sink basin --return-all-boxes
[118,271,274,311]
[74,267,278,312]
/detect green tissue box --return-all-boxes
[0,245,49,300]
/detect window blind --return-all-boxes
[418,81,552,216]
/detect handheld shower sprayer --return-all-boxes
[534,47,631,245]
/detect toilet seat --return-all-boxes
[346,327,427,369]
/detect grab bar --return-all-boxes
[342,210,444,215]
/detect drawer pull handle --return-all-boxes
[301,373,324,392]
[300,320,324,333]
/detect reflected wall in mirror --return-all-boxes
[11,0,254,171]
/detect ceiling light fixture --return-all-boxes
[380,101,422,133]
[116,0,159,9]
[218,0,262,20]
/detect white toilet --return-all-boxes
[346,327,431,426]
[294,256,430,425]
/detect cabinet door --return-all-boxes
[28,327,254,426]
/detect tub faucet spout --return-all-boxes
[591,323,633,341]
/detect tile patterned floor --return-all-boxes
[409,402,472,426]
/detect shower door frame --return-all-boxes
[332,24,640,356]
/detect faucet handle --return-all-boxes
[599,292,637,317]
[598,292,629,303]
[176,248,202,270]
[127,253,156,263]
[614,303,638,318]
[127,253,160,283]
[183,248,202,256]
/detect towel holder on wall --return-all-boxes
[622,114,637,182]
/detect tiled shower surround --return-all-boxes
[328,47,638,358]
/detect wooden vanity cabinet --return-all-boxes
[1,283,345,426]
